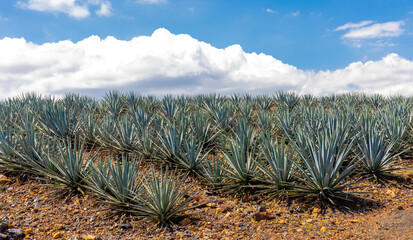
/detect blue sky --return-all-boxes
[0,0,413,98]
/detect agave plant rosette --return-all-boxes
[258,134,295,191]
[87,155,144,209]
[290,116,358,204]
[358,117,402,180]
[131,167,196,228]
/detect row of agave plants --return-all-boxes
[0,91,412,226]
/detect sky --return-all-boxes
[0,0,413,98]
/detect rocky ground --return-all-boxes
[1,164,413,240]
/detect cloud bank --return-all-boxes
[0,28,412,99]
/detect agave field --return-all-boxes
[1,91,413,239]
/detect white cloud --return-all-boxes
[291,10,300,17]
[335,20,405,47]
[95,1,111,16]
[0,14,8,21]
[137,0,167,4]
[17,0,112,19]
[265,8,276,14]
[0,28,412,99]
[334,20,373,31]
[343,21,404,39]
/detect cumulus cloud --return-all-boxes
[0,28,412,99]
[17,0,112,19]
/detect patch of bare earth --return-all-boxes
[1,163,413,240]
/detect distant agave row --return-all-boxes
[0,91,412,224]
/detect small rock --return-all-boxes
[312,208,321,214]
[385,190,396,198]
[180,218,191,226]
[6,228,24,240]
[258,206,266,212]
[82,235,98,240]
[54,224,64,230]
[252,212,275,221]
[53,232,63,239]
[206,203,217,208]
[219,204,233,212]
[119,222,132,230]
[23,228,33,235]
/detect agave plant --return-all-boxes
[13,124,57,175]
[276,106,297,138]
[87,155,143,209]
[78,112,99,145]
[210,103,232,132]
[103,91,126,118]
[161,96,178,120]
[254,95,274,111]
[357,121,401,180]
[39,102,80,139]
[155,120,186,164]
[40,138,94,193]
[275,91,300,110]
[177,136,209,172]
[290,116,358,204]
[221,138,259,193]
[378,105,411,152]
[190,110,220,149]
[132,167,196,228]
[200,155,225,187]
[258,134,295,190]
[113,117,140,153]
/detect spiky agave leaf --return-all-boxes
[275,91,299,110]
[357,124,401,180]
[39,102,80,139]
[221,138,259,193]
[200,155,225,187]
[258,134,295,189]
[13,124,57,175]
[41,138,94,193]
[176,136,209,172]
[190,110,220,149]
[131,167,196,228]
[378,104,411,152]
[87,155,143,209]
[0,124,20,169]
[155,120,186,165]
